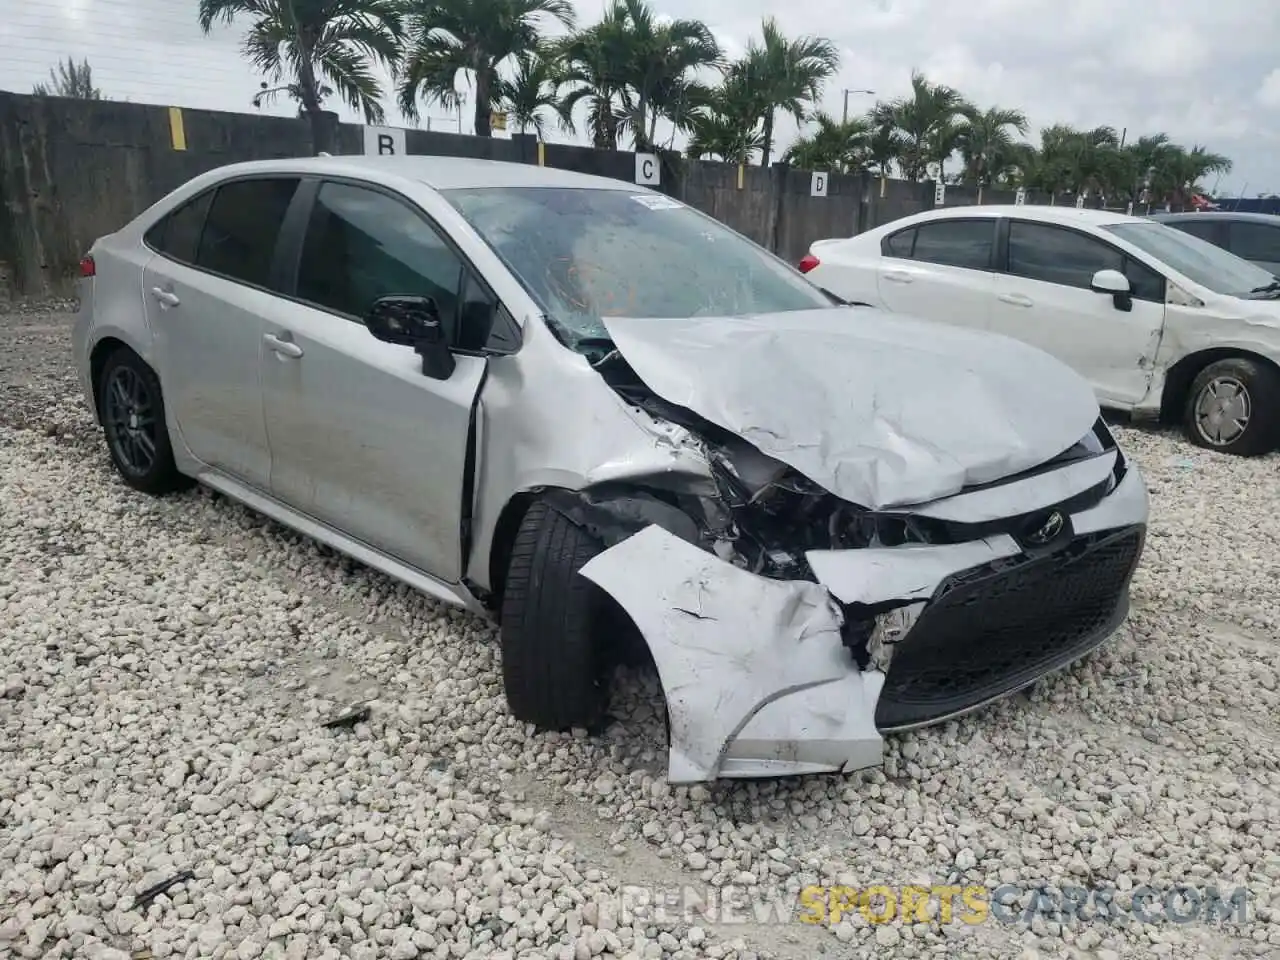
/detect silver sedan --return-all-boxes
[72,155,1149,783]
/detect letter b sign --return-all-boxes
[363,125,406,156]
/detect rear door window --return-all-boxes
[145,190,214,264]
[909,220,995,269]
[194,177,301,288]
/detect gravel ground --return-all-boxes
[1,305,1278,960]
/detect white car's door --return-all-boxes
[260,179,488,583]
[142,176,304,490]
[874,218,999,331]
[989,218,1167,407]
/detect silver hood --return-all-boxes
[601,307,1101,510]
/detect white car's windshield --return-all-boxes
[443,186,835,349]
[1103,221,1280,298]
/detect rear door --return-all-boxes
[142,176,303,489]
[989,218,1166,407]
[260,178,489,582]
[875,218,998,330]
[1227,220,1280,275]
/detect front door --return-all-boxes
[260,179,487,582]
[143,176,303,489]
[989,219,1166,407]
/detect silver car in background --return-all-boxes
[72,156,1149,783]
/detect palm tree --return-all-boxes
[684,74,764,163]
[736,17,839,167]
[956,105,1027,189]
[32,57,101,99]
[885,70,973,181]
[552,15,630,149]
[783,113,870,173]
[397,0,575,138]
[198,0,403,153]
[864,102,903,178]
[605,0,722,152]
[499,46,562,137]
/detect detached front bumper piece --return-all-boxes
[579,461,1150,785]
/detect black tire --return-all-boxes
[499,500,612,730]
[96,348,193,495]
[1183,357,1280,456]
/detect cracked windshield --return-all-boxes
[2,0,1278,960]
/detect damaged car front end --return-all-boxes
[441,183,1149,785]
[562,315,1147,784]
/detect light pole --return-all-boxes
[842,88,875,123]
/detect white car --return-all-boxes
[803,205,1280,455]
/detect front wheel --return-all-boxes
[499,500,611,731]
[1183,357,1280,456]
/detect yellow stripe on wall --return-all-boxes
[537,140,545,166]
[168,107,187,151]
[737,164,745,190]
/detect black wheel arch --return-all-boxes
[485,480,706,617]
[89,336,134,421]
[1159,347,1280,424]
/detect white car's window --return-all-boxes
[296,182,465,335]
[441,186,833,348]
[145,191,213,264]
[1008,221,1166,303]
[1229,222,1280,265]
[908,219,994,270]
[1103,221,1279,297]
[194,178,300,289]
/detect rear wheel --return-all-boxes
[1183,357,1280,456]
[96,348,193,495]
[499,500,612,730]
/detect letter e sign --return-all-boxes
[811,172,828,197]
[635,153,661,185]
[363,125,406,156]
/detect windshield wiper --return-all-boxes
[1248,279,1280,299]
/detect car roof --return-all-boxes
[893,204,1148,229]
[1150,210,1280,224]
[188,153,641,193]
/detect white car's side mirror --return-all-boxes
[1089,269,1130,295]
[1090,269,1133,313]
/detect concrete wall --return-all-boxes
[0,90,1100,300]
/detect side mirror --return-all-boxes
[364,295,455,380]
[1089,269,1133,312]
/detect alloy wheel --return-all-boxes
[103,365,159,476]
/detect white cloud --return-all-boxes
[1258,68,1280,109]
[1,0,1276,193]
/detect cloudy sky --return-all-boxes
[1,0,1278,195]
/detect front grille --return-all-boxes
[875,525,1145,731]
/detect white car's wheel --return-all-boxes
[1183,357,1280,456]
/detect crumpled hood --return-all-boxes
[601,307,1100,510]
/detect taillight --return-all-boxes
[79,256,96,277]
[798,254,820,274]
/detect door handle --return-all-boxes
[150,287,180,307]
[883,270,914,283]
[264,333,304,358]
[998,293,1033,307]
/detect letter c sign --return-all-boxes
[635,153,660,185]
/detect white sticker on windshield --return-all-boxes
[631,194,683,210]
